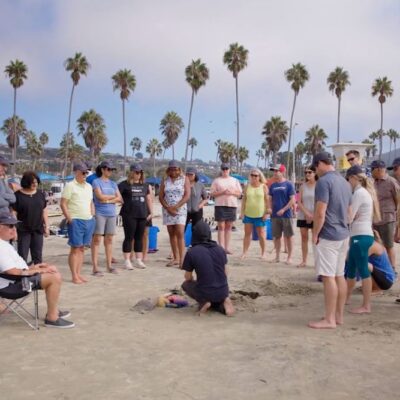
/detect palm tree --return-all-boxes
[146,138,162,177]
[162,138,171,159]
[160,111,184,160]
[261,140,270,169]
[362,139,373,162]
[77,109,107,165]
[63,52,90,177]
[188,137,198,162]
[262,116,289,164]
[223,43,249,171]
[371,77,394,158]
[184,59,209,169]
[112,69,137,173]
[255,149,264,167]
[24,131,41,170]
[5,59,28,175]
[219,141,236,167]
[237,146,249,174]
[386,129,399,161]
[327,67,350,143]
[284,63,309,171]
[1,116,27,161]
[130,137,142,156]
[294,141,306,178]
[214,139,222,163]
[304,125,328,156]
[58,133,86,174]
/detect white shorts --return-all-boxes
[315,238,349,277]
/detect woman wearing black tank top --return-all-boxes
[118,164,153,269]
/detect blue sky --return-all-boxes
[0,0,399,164]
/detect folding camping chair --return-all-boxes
[0,273,39,330]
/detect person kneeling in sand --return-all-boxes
[181,221,235,316]
[346,238,396,313]
[0,211,74,328]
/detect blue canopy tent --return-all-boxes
[230,173,248,184]
[198,174,212,185]
[64,175,74,182]
[145,177,162,185]
[37,172,60,182]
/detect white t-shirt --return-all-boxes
[350,186,373,237]
[0,239,28,289]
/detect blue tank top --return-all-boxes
[368,253,395,283]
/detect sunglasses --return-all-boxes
[0,164,8,167]
[221,168,229,171]
[250,174,259,177]
[106,168,115,171]
[305,171,314,174]
[133,170,143,174]
[186,173,195,176]
[81,171,88,175]
[2,224,16,229]
[347,157,355,162]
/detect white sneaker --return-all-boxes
[135,259,146,269]
[124,260,134,270]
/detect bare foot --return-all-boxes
[297,262,306,268]
[223,298,235,316]
[269,258,280,263]
[72,277,83,284]
[349,306,371,314]
[335,314,344,325]
[79,275,88,283]
[308,319,336,329]
[260,254,267,260]
[371,290,383,296]
[198,302,211,315]
[240,253,247,260]
[166,260,179,267]
[225,250,233,255]
[286,258,293,265]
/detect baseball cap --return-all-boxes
[346,165,363,178]
[130,163,143,172]
[387,157,400,171]
[220,163,230,170]
[73,162,89,172]
[0,155,13,166]
[370,160,386,169]
[168,160,180,169]
[186,167,197,174]
[311,152,333,168]
[98,160,116,170]
[269,164,286,173]
[0,211,19,225]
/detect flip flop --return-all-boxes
[108,268,119,274]
[92,271,104,277]
[166,261,179,267]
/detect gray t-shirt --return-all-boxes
[315,171,352,241]
[187,182,207,213]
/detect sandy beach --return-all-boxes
[1,201,400,400]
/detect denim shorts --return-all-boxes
[67,218,95,247]
[243,216,266,227]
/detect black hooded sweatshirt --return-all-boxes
[182,221,229,302]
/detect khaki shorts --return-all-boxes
[271,218,294,238]
[373,222,395,249]
[315,238,349,277]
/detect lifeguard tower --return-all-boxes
[328,143,372,171]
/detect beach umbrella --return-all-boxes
[230,173,248,184]
[198,174,212,185]
[145,177,162,185]
[37,172,60,182]
[64,175,74,181]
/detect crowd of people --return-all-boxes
[0,148,399,329]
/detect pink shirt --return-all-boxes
[211,176,242,207]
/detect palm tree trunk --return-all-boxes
[12,88,17,176]
[337,96,341,143]
[172,144,175,160]
[63,83,75,178]
[286,93,297,174]
[190,146,193,162]
[184,90,195,171]
[256,155,260,167]
[379,101,383,159]
[153,155,156,177]
[122,99,127,174]
[389,139,392,163]
[235,76,240,173]
[162,149,166,160]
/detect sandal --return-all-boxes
[166,260,179,267]
[108,268,119,274]
[92,271,104,277]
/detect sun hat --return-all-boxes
[168,160,180,169]
[130,163,143,172]
[311,152,333,168]
[370,160,386,169]
[387,157,400,171]
[346,165,363,178]
[0,211,19,225]
[73,162,89,172]
[220,163,230,170]
[98,160,116,170]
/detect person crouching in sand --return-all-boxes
[181,221,235,316]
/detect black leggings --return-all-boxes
[17,230,44,265]
[185,209,203,229]
[122,217,147,253]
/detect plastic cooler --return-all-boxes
[184,223,192,247]
[148,226,160,251]
[251,219,272,241]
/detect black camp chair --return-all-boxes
[0,273,39,330]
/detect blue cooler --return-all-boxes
[184,223,192,247]
[251,219,272,241]
[148,226,160,251]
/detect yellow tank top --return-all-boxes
[244,184,265,218]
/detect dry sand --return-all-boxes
[1,202,400,400]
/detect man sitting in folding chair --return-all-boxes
[0,211,74,329]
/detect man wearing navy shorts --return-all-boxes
[60,162,95,284]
